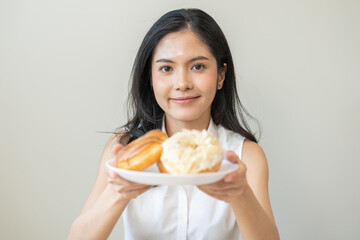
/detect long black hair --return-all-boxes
[119,8,258,144]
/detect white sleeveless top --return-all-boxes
[123,119,245,240]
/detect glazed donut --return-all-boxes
[116,129,168,171]
[158,129,224,174]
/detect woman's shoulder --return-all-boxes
[242,139,265,157]
[241,139,267,171]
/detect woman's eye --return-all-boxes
[191,64,205,71]
[160,66,172,72]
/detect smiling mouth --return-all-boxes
[170,96,200,104]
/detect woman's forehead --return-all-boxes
[152,30,213,62]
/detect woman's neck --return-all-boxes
[164,114,211,137]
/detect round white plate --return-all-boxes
[105,158,238,185]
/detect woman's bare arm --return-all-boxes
[67,135,127,240]
[68,134,152,240]
[197,139,279,240]
[230,140,279,239]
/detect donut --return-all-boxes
[158,129,224,174]
[115,129,168,171]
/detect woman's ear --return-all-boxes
[217,63,227,90]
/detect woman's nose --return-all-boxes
[174,70,193,91]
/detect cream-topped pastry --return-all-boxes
[158,129,224,174]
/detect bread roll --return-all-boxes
[116,129,167,171]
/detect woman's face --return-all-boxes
[151,30,225,124]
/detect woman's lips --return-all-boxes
[170,96,200,105]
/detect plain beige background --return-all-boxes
[1,0,359,239]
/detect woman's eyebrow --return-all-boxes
[155,56,209,63]
[189,56,210,62]
[155,58,174,63]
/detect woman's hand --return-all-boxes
[107,144,153,201]
[197,151,248,204]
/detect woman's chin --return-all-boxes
[166,111,209,123]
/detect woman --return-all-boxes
[68,8,279,240]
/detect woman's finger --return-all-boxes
[108,175,152,189]
[112,143,123,155]
[224,158,246,182]
[111,182,153,194]
[198,180,239,192]
[224,170,239,182]
[107,169,118,179]
[197,186,229,200]
[225,151,240,164]
[122,185,153,199]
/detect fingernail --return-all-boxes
[110,171,116,178]
[224,176,232,182]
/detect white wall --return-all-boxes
[1,0,359,239]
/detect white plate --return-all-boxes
[105,158,238,185]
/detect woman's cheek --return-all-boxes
[152,77,171,107]
[197,72,218,94]
[153,79,165,95]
